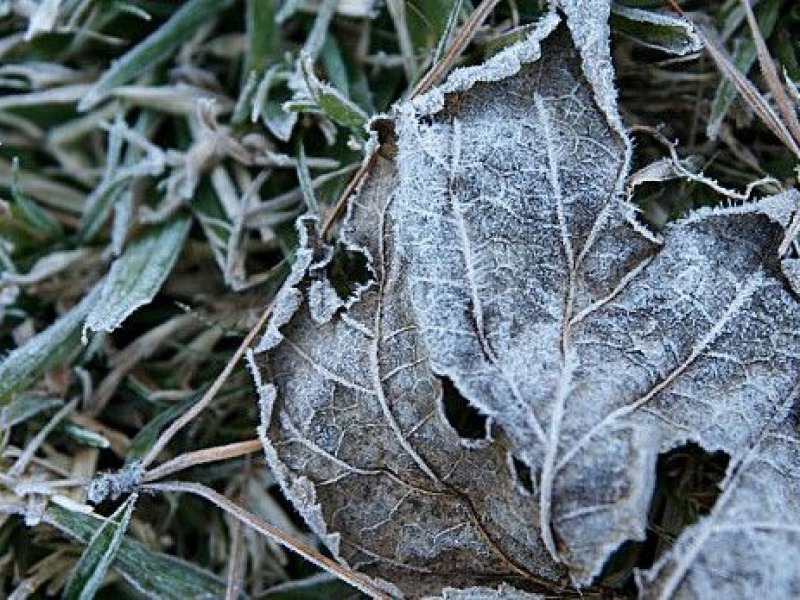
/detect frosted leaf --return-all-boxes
[637,403,800,599]
[782,259,800,295]
[610,5,702,56]
[85,215,191,333]
[253,12,800,599]
[396,23,646,581]
[254,215,331,353]
[253,142,569,597]
[556,0,626,142]
[395,18,800,591]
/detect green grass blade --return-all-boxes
[296,143,319,215]
[301,60,368,130]
[78,111,157,243]
[63,494,138,600]
[707,0,782,139]
[404,0,459,68]
[42,503,233,599]
[315,86,369,129]
[319,35,350,98]
[431,0,465,65]
[610,4,702,55]
[61,422,111,449]
[245,0,278,77]
[10,159,64,239]
[78,0,234,110]
[302,0,337,61]
[125,386,208,462]
[0,285,101,406]
[259,67,297,140]
[85,214,191,333]
[7,394,64,426]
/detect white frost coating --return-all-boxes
[429,584,544,599]
[395,16,800,591]
[0,283,102,398]
[782,258,800,295]
[254,379,343,557]
[557,0,635,232]
[557,1,626,138]
[255,216,323,353]
[307,278,345,324]
[395,23,650,581]
[681,190,800,296]
[681,188,800,229]
[86,215,191,334]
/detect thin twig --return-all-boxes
[9,399,77,478]
[321,152,377,239]
[630,125,781,200]
[411,0,502,96]
[224,518,246,600]
[142,439,263,482]
[140,480,391,600]
[138,305,273,471]
[739,0,800,154]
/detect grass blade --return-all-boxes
[302,0,338,61]
[707,0,781,139]
[610,5,702,56]
[31,502,233,599]
[62,494,138,600]
[301,58,368,129]
[411,0,501,96]
[0,286,101,405]
[9,159,64,239]
[78,0,234,110]
[85,214,191,333]
[125,387,208,462]
[7,394,63,426]
[296,142,320,214]
[431,0,465,66]
[245,0,278,77]
[257,66,298,141]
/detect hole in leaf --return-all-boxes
[324,244,372,303]
[372,116,398,159]
[440,376,488,440]
[599,442,729,592]
[511,456,535,495]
